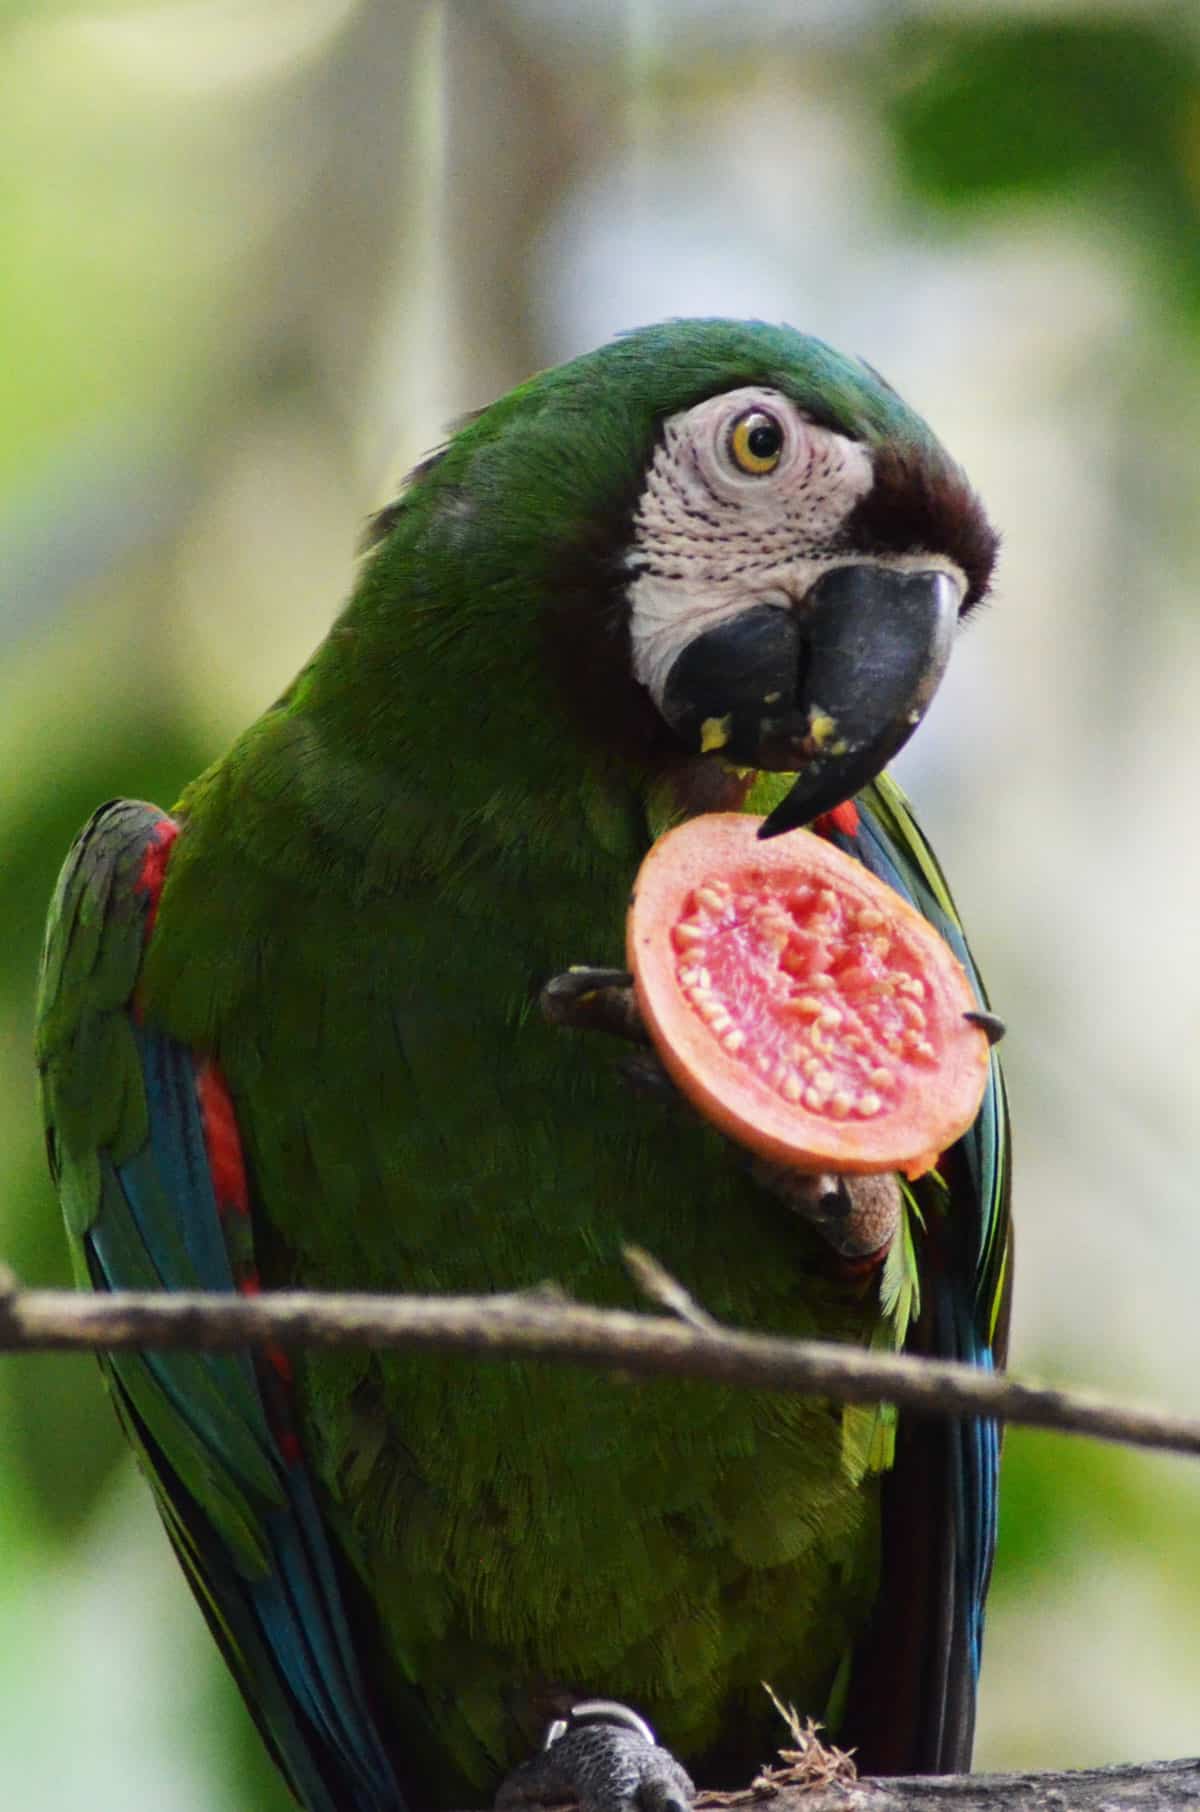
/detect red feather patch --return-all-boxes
[195,1060,251,1220]
[193,1053,302,1458]
[134,818,180,938]
[813,800,860,839]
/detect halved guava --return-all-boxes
[627,814,989,1178]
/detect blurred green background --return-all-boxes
[4,1,1200,1804]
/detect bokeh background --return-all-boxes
[3,1,1200,1804]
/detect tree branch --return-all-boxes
[3,1278,1200,1461]
[7,1274,1200,1801]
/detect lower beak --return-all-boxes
[658,565,959,840]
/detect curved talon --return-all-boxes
[616,1049,680,1102]
[964,1008,1006,1046]
[545,1700,658,1750]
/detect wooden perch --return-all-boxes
[4,1267,1200,1803]
[2,1273,1200,1461]
[753,1755,1200,1809]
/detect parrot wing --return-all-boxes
[35,799,406,1812]
[832,772,1012,1774]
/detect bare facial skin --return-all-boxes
[627,387,965,708]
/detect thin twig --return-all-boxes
[2,1283,1200,1460]
[622,1244,719,1332]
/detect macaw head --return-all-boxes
[363,319,996,835]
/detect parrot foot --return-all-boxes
[750,1164,900,1262]
[541,968,896,1259]
[541,966,680,1104]
[540,968,649,1045]
[496,1701,693,1812]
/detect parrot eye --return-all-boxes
[728,409,784,476]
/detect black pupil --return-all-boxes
[747,419,780,460]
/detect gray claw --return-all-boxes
[964,1008,1006,1046]
[616,1049,679,1102]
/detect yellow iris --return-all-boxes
[729,409,783,475]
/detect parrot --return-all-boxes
[35,318,1011,1812]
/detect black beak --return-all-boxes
[658,564,959,840]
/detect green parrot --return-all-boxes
[36,320,1010,1812]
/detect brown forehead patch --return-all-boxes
[844,442,999,613]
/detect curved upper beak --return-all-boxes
[657,564,960,840]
